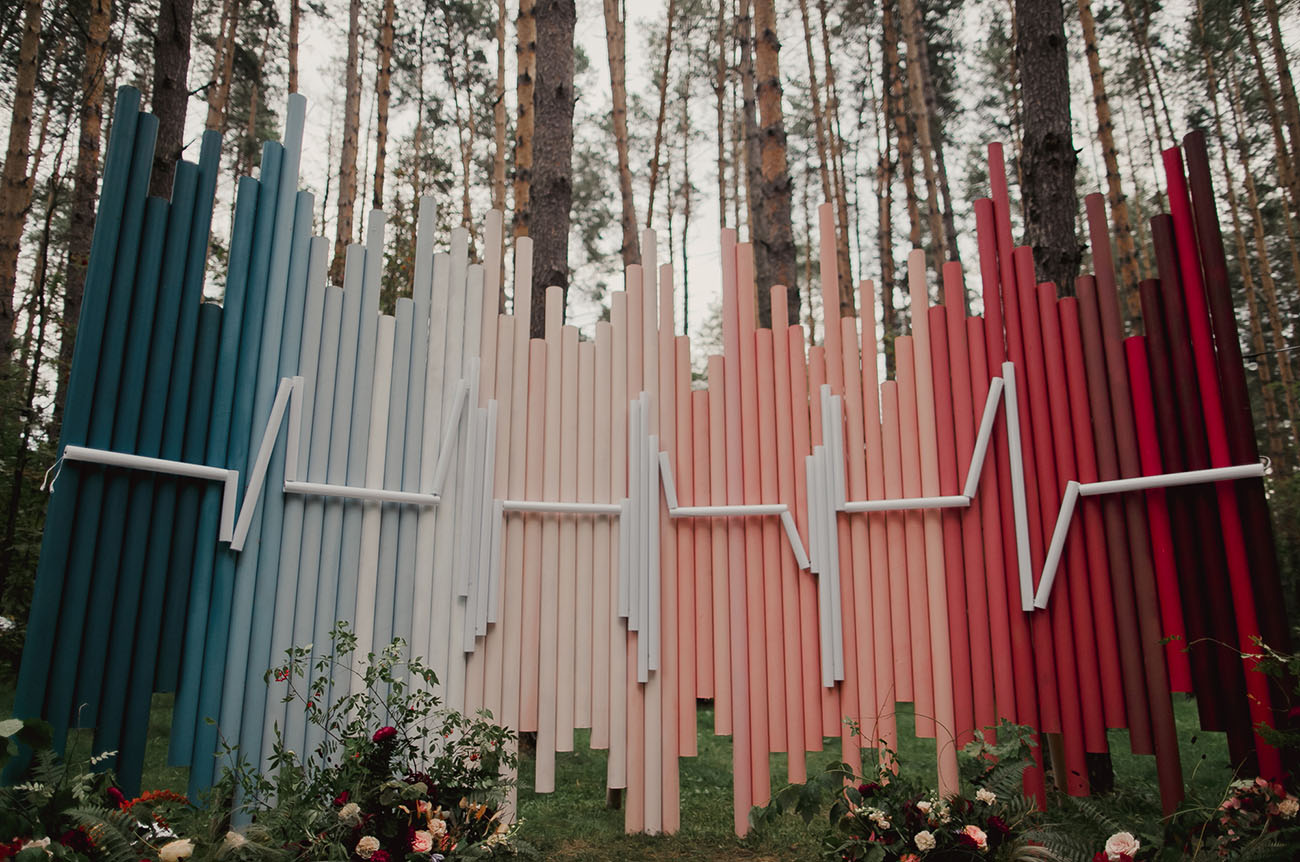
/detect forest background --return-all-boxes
[0,0,1298,676]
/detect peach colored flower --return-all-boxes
[355,836,381,859]
[1104,831,1140,860]
[962,824,988,850]
[411,831,434,853]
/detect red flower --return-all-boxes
[370,852,391,862]
[858,782,881,797]
[988,815,1012,836]
[334,790,350,806]
[1093,853,1109,862]
[107,786,128,808]
[373,726,398,743]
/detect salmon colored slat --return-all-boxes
[691,388,714,701]
[576,340,596,730]
[735,244,773,804]
[941,268,995,737]
[788,327,824,752]
[819,203,844,392]
[1123,336,1193,691]
[771,288,807,776]
[592,324,614,749]
[719,230,753,837]
[1035,285,1107,756]
[607,296,629,785]
[1058,297,1129,724]
[675,336,698,757]
[858,280,896,751]
[894,336,934,739]
[623,270,646,832]
[808,344,841,739]
[839,315,877,750]
[926,305,974,746]
[657,260,679,834]
[906,251,958,794]
[879,375,913,709]
[706,357,732,734]
[756,330,788,758]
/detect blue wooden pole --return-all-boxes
[372,297,414,655]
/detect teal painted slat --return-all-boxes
[206,140,283,780]
[109,161,202,791]
[156,129,223,692]
[175,175,260,789]
[42,109,158,751]
[164,301,222,766]
[78,193,170,734]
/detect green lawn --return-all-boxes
[2,681,1237,861]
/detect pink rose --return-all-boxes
[1104,831,1140,861]
[961,824,988,850]
[411,831,434,853]
[372,726,398,743]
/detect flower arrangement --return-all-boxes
[751,720,1045,861]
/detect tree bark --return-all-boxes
[150,0,193,199]
[53,0,112,436]
[1076,0,1140,322]
[714,0,728,230]
[604,0,640,264]
[817,0,855,315]
[204,0,241,132]
[1014,0,1081,294]
[331,0,363,284]
[0,0,42,357]
[647,0,678,229]
[1239,0,1300,224]
[679,72,692,331]
[752,0,798,327]
[514,0,536,239]
[289,0,300,93]
[882,1,922,251]
[493,0,508,217]
[1261,0,1300,175]
[528,0,576,337]
[897,0,948,272]
[372,0,395,209]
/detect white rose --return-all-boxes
[976,788,997,805]
[222,831,247,850]
[355,836,381,859]
[916,799,932,814]
[915,830,937,851]
[338,802,362,824]
[159,839,195,862]
[1279,796,1298,819]
[1104,831,1141,860]
[427,817,448,837]
[20,838,51,857]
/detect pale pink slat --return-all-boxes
[770,286,806,779]
[656,259,678,834]
[735,243,772,805]
[787,327,823,751]
[576,340,596,730]
[535,288,565,793]
[556,326,580,751]
[591,326,613,748]
[895,336,934,737]
[818,202,844,392]
[880,380,913,720]
[483,314,515,722]
[503,241,534,733]
[719,229,753,836]
[520,340,547,734]
[690,388,714,701]
[858,280,896,750]
[906,251,958,795]
[607,295,630,785]
[706,356,732,736]
[623,268,646,834]
[674,336,698,757]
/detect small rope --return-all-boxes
[42,452,65,493]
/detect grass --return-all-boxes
[1,680,1240,861]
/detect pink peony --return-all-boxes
[1104,831,1140,861]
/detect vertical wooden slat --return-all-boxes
[576,340,597,730]
[674,336,698,756]
[592,322,614,748]
[787,327,822,751]
[706,356,732,736]
[556,323,579,750]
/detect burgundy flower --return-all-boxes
[59,829,94,853]
[858,782,880,797]
[334,790,350,806]
[373,726,398,743]
[988,815,1011,836]
[107,786,128,808]
[1092,853,1109,862]
[958,831,981,849]
[370,852,391,862]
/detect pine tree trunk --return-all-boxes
[752,0,798,327]
[882,1,922,250]
[1014,0,1081,294]
[205,0,241,132]
[1240,0,1300,223]
[897,0,948,272]
[450,34,478,255]
[493,0,508,217]
[680,75,692,330]
[797,0,833,208]
[714,0,728,230]
[647,0,678,229]
[1117,0,1174,143]
[331,0,363,284]
[0,0,42,359]
[739,0,763,247]
[1261,0,1300,172]
[289,0,300,93]
[514,0,536,239]
[1229,68,1300,436]
[817,0,856,314]
[529,0,576,337]
[604,0,640,264]
[1076,0,1141,322]
[149,0,193,199]
[878,102,898,375]
[53,0,112,435]
[372,0,395,209]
